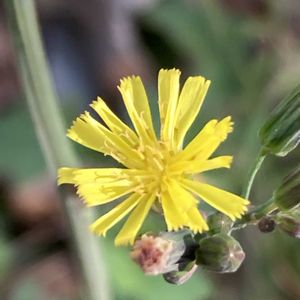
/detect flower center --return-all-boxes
[143,141,178,194]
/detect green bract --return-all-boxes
[277,209,300,238]
[163,262,198,285]
[195,233,245,273]
[274,167,300,211]
[206,213,233,235]
[259,84,300,156]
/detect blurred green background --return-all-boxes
[0,0,300,299]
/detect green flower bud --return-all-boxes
[131,230,197,275]
[259,84,300,156]
[258,217,276,233]
[277,210,300,238]
[196,233,245,273]
[207,212,233,235]
[274,167,300,211]
[163,262,198,285]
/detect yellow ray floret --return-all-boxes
[90,193,142,238]
[118,76,157,146]
[158,69,181,148]
[181,179,250,220]
[173,76,211,149]
[58,68,250,246]
[90,98,139,148]
[67,112,145,169]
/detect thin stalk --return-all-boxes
[232,198,277,230]
[6,1,111,299]
[242,152,266,199]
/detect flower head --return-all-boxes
[131,230,196,275]
[131,234,174,275]
[58,69,249,246]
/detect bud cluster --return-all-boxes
[248,163,300,239]
[131,214,246,284]
[257,166,300,239]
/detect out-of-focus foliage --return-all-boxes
[0,103,45,182]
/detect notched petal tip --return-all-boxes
[215,116,234,141]
[205,79,211,87]
[89,223,106,237]
[66,113,89,138]
[159,67,181,72]
[203,224,209,232]
[231,202,250,220]
[114,236,133,247]
[243,199,251,205]
[225,156,233,168]
[57,167,77,185]
[90,97,104,108]
[119,75,141,87]
[159,68,181,79]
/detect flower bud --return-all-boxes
[207,212,233,235]
[163,262,198,285]
[195,233,245,273]
[274,167,300,211]
[259,84,300,156]
[258,217,276,233]
[131,230,197,275]
[277,210,300,238]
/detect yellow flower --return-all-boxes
[58,69,249,246]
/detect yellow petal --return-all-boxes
[165,180,207,234]
[181,179,249,220]
[67,113,105,153]
[174,117,233,162]
[168,156,233,174]
[58,167,77,185]
[189,156,233,173]
[118,76,156,144]
[161,190,188,231]
[158,69,181,148]
[167,179,198,212]
[171,119,218,162]
[77,183,136,207]
[195,117,233,160]
[58,167,154,206]
[90,193,141,237]
[90,97,139,148]
[115,192,156,246]
[58,167,122,185]
[67,112,145,168]
[59,168,151,184]
[186,207,209,233]
[174,77,211,150]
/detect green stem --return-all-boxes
[6,1,111,299]
[242,152,266,199]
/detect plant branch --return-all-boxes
[6,1,111,299]
[232,198,278,230]
[242,152,266,199]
